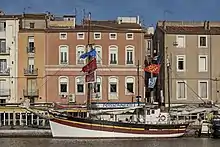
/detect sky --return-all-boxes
[1,0,220,27]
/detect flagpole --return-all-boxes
[86,12,92,110]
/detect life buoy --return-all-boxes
[160,115,166,121]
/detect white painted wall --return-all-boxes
[1,19,19,103]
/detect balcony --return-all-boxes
[0,68,10,76]
[0,47,10,55]
[27,47,35,57]
[0,89,10,97]
[23,89,39,97]
[24,68,38,76]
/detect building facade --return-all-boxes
[17,14,47,103]
[45,16,146,107]
[0,14,19,103]
[155,20,220,105]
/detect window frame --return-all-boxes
[59,45,69,65]
[94,32,101,40]
[77,32,85,40]
[198,80,209,99]
[125,45,135,65]
[198,35,208,48]
[125,76,135,95]
[109,45,118,65]
[58,76,69,95]
[176,80,187,100]
[75,76,85,95]
[176,35,185,48]
[92,76,102,100]
[59,32,67,40]
[126,33,134,40]
[76,45,86,65]
[198,55,208,72]
[108,76,118,100]
[176,55,186,72]
[109,33,117,40]
[94,45,102,65]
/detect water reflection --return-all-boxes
[0,138,220,147]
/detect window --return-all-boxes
[109,33,117,40]
[108,77,118,99]
[109,45,118,65]
[93,76,102,99]
[125,77,135,95]
[59,32,67,40]
[176,55,185,72]
[76,76,85,94]
[59,45,69,64]
[199,55,208,72]
[126,33,134,40]
[0,39,6,53]
[59,77,68,94]
[198,81,208,99]
[198,35,207,48]
[176,81,187,99]
[125,45,134,65]
[76,45,85,64]
[0,22,6,32]
[146,40,151,55]
[28,36,35,53]
[176,35,185,48]
[94,32,101,40]
[77,32,85,40]
[28,57,35,73]
[94,45,102,64]
[30,23,35,28]
[0,59,7,73]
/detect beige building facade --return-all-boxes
[155,21,220,105]
[17,14,47,103]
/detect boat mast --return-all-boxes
[137,60,140,106]
[166,47,171,112]
[86,12,92,110]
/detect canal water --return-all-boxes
[0,137,220,147]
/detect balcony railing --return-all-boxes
[0,68,10,76]
[24,68,38,76]
[23,89,39,97]
[27,47,35,53]
[0,89,10,97]
[0,48,10,55]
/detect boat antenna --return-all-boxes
[86,12,92,110]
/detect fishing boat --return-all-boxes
[49,105,189,138]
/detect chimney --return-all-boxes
[162,21,166,30]
[204,20,208,30]
[207,21,210,30]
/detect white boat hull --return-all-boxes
[49,120,186,138]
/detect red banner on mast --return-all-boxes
[82,58,97,73]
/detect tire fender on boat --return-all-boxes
[160,115,166,121]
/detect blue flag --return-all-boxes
[80,49,97,59]
[148,77,157,88]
